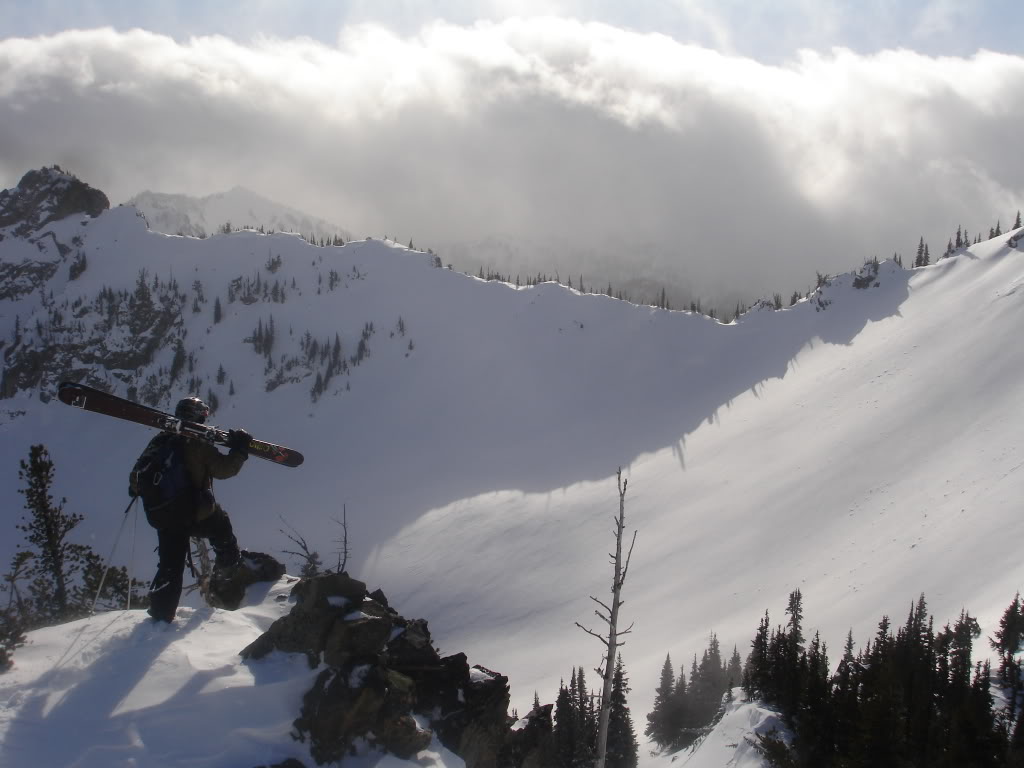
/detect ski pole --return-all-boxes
[90,496,138,616]
[127,498,139,611]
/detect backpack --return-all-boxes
[132,433,196,528]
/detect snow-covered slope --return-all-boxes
[0,577,464,767]
[2,171,1024,767]
[128,186,351,242]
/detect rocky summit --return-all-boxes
[0,166,109,239]
[241,572,534,767]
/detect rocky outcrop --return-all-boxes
[206,550,287,610]
[0,166,108,303]
[0,166,108,238]
[241,573,513,767]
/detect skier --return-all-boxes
[129,396,252,623]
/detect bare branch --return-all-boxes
[620,530,638,583]
[589,595,612,613]
[330,504,350,573]
[575,622,610,646]
[279,515,323,577]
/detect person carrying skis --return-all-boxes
[129,395,252,623]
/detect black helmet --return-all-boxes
[174,396,210,423]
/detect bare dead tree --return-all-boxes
[279,516,323,578]
[576,468,637,768]
[332,504,350,574]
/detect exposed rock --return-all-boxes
[240,572,369,667]
[291,572,368,611]
[852,259,881,289]
[294,664,430,764]
[206,550,286,610]
[323,599,394,667]
[244,573,512,767]
[445,666,512,768]
[0,259,60,302]
[0,166,109,237]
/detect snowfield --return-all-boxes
[2,193,1023,766]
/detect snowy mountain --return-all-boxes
[128,186,351,243]
[2,167,1024,766]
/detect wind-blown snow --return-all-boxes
[0,578,465,767]
[1,195,1023,767]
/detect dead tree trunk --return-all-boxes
[576,468,637,768]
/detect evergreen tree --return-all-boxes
[0,609,24,670]
[915,237,931,267]
[0,551,31,668]
[169,340,187,382]
[726,645,743,689]
[667,667,689,747]
[740,592,1013,767]
[576,666,597,766]
[832,629,860,756]
[553,680,579,768]
[744,610,771,700]
[15,445,93,625]
[1015,210,1022,230]
[644,654,676,748]
[991,593,1023,720]
[795,631,833,764]
[606,656,638,768]
[692,633,726,723]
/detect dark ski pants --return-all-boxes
[148,506,240,622]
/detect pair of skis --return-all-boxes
[57,381,303,468]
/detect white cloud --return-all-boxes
[1,21,1022,304]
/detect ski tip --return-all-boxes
[272,450,304,468]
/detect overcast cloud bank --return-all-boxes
[1,21,1022,302]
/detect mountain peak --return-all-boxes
[0,165,109,237]
[128,186,350,241]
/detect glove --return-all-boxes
[227,428,252,454]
